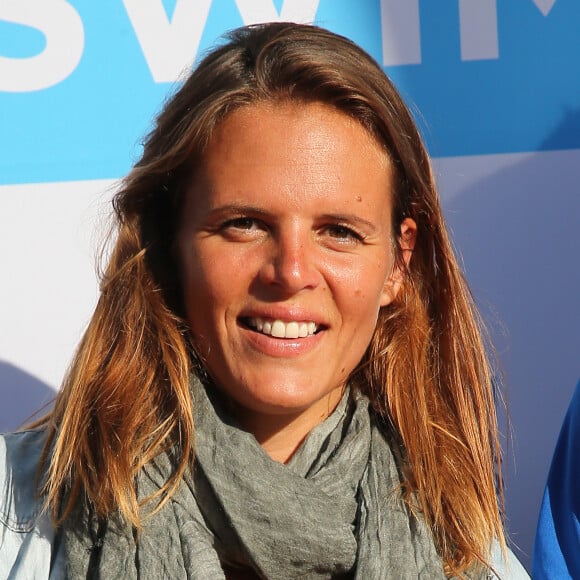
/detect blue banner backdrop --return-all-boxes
[1,0,579,184]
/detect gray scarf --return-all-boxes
[62,377,485,579]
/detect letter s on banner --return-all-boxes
[0,0,84,92]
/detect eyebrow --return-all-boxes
[200,204,273,224]
[318,213,379,232]
[205,203,270,217]
[204,205,379,231]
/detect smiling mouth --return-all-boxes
[243,317,320,339]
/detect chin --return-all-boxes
[229,379,345,419]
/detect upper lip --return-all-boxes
[238,307,327,326]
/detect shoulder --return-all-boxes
[0,429,47,528]
[488,541,530,579]
[533,379,580,578]
[0,429,61,578]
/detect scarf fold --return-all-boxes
[62,377,482,579]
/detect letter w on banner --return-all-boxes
[123,0,320,83]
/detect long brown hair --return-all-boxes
[38,23,504,576]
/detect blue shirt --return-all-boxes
[533,380,580,579]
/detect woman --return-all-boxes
[0,23,528,578]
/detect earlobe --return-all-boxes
[379,218,417,307]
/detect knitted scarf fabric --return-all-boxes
[63,377,485,579]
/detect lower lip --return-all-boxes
[242,326,323,357]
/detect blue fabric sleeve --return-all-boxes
[533,380,580,579]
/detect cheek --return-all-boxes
[334,282,383,338]
[180,253,222,326]
[181,248,252,344]
[330,256,391,305]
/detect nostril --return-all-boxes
[267,247,320,292]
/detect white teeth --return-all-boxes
[271,320,286,338]
[248,317,318,338]
[285,321,299,339]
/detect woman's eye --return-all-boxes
[325,225,363,243]
[219,217,266,240]
[222,217,259,231]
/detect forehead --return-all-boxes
[207,100,389,165]
[189,101,394,210]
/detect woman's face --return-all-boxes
[177,101,412,437]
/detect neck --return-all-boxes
[234,389,345,463]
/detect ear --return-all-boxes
[380,218,417,307]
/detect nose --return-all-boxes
[259,226,321,294]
